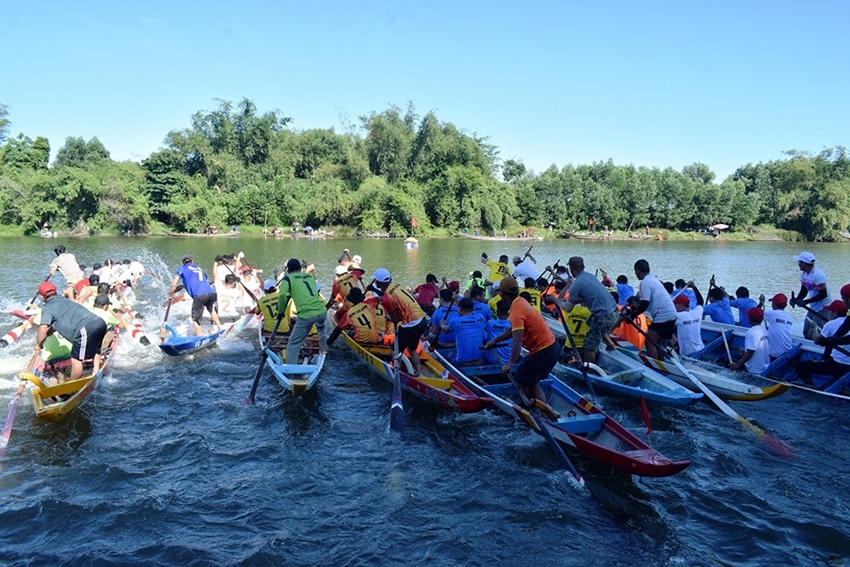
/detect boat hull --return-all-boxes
[258,326,325,397]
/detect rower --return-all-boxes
[168,254,222,336]
[49,245,86,299]
[484,299,513,366]
[730,287,758,328]
[790,251,830,339]
[763,293,794,361]
[728,308,769,374]
[34,282,107,381]
[371,267,428,376]
[484,277,561,404]
[440,297,486,366]
[672,294,703,357]
[629,259,678,360]
[801,299,850,385]
[429,289,458,348]
[331,288,380,344]
[413,274,440,316]
[278,258,329,362]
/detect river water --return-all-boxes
[1,235,848,566]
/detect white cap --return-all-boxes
[794,251,816,264]
[335,265,348,275]
[352,255,362,264]
[372,268,392,283]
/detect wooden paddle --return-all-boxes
[622,316,795,456]
[159,285,183,344]
[390,324,404,434]
[221,261,260,305]
[0,350,41,459]
[792,294,850,360]
[246,305,288,404]
[491,349,584,487]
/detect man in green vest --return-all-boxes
[278,258,329,363]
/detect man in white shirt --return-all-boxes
[511,252,539,282]
[797,300,850,386]
[729,308,769,374]
[791,251,830,339]
[672,294,704,357]
[763,293,794,360]
[48,245,85,298]
[629,259,678,359]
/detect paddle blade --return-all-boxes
[738,416,795,458]
[640,395,652,436]
[0,381,27,459]
[390,370,404,434]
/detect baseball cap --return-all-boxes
[498,276,519,294]
[263,278,276,291]
[347,288,365,303]
[372,268,392,283]
[769,293,788,306]
[824,300,848,315]
[334,265,347,276]
[38,281,57,297]
[673,294,690,306]
[512,256,522,264]
[746,307,764,320]
[181,254,194,264]
[794,251,815,264]
[841,284,850,298]
[94,294,111,306]
[352,254,362,264]
[448,280,460,293]
[348,265,365,274]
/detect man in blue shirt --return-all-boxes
[692,281,735,325]
[440,298,486,366]
[168,254,222,336]
[730,286,758,328]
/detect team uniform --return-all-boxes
[801,267,830,334]
[521,287,542,312]
[341,298,381,343]
[702,297,735,325]
[509,297,560,388]
[445,313,486,364]
[567,271,619,351]
[176,262,218,324]
[675,305,704,357]
[381,284,428,359]
[414,282,440,314]
[795,318,850,384]
[278,271,328,362]
[764,309,794,359]
[50,252,85,293]
[431,306,459,345]
[742,325,770,374]
[512,259,539,282]
[730,297,758,328]
[562,305,592,349]
[616,283,635,306]
[485,318,513,365]
[472,300,492,322]
[483,261,510,284]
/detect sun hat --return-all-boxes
[794,252,815,264]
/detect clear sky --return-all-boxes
[2,1,848,179]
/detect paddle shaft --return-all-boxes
[429,303,454,351]
[390,323,404,434]
[221,262,260,305]
[491,349,583,485]
[558,306,598,403]
[246,304,288,404]
[2,350,42,456]
[28,274,52,306]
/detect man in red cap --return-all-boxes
[484,276,560,404]
[34,281,108,381]
[764,293,794,360]
[729,307,769,373]
[798,299,850,386]
[672,293,703,357]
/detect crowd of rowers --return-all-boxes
[23,246,156,382]
[312,249,850,395]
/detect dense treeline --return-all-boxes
[0,99,848,240]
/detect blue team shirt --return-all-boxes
[702,297,735,325]
[447,313,486,363]
[472,301,492,322]
[432,306,458,343]
[616,283,635,306]
[176,263,215,298]
[730,297,758,327]
[485,318,513,365]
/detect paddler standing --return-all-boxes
[167,254,222,336]
[278,259,329,363]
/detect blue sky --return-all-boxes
[2,1,848,179]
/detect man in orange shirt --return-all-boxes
[611,296,647,350]
[372,268,428,376]
[484,277,561,403]
[333,288,380,344]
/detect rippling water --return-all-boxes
[1,236,849,566]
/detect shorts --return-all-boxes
[398,317,429,356]
[71,318,108,361]
[649,319,676,340]
[515,341,562,389]
[583,310,620,352]
[192,292,218,323]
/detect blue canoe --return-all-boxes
[159,313,253,357]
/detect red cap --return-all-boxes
[824,300,848,315]
[746,307,764,320]
[448,280,460,293]
[38,281,57,297]
[673,294,690,306]
[769,293,787,306]
[841,284,850,298]
[601,277,613,287]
